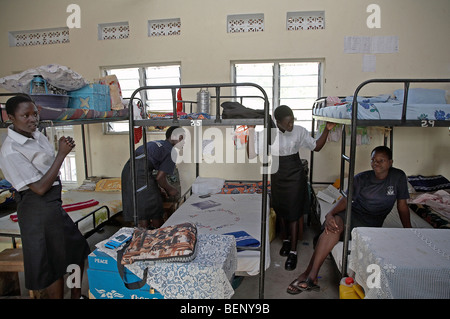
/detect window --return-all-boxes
[47,126,77,184]
[102,64,181,133]
[233,61,322,130]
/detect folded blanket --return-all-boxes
[224,230,260,250]
[408,175,450,192]
[62,199,99,212]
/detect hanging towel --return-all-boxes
[62,199,99,212]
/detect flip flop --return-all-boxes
[286,278,304,295]
[298,278,320,292]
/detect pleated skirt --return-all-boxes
[271,153,308,222]
[16,185,90,290]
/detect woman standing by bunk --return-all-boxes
[248,105,335,271]
[0,94,90,298]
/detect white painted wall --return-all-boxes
[0,0,449,191]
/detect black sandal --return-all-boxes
[298,278,320,292]
[279,240,291,256]
[286,278,303,295]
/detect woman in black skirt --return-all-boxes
[248,105,335,270]
[0,95,90,298]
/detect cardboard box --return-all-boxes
[68,84,111,112]
[87,249,163,299]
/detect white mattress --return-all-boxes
[314,102,450,121]
[317,197,432,274]
[162,193,270,276]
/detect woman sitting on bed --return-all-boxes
[287,145,412,294]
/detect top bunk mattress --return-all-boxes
[313,102,450,121]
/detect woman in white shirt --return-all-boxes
[0,95,90,298]
[248,105,335,270]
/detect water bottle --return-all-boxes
[30,75,48,94]
[196,88,210,114]
[339,277,365,299]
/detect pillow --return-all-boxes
[95,178,121,192]
[394,88,447,104]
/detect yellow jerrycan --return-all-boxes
[339,277,365,299]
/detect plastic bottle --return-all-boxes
[30,75,48,94]
[339,277,365,299]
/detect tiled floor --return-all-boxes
[231,226,340,299]
[80,216,340,299]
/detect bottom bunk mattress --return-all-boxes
[162,193,271,276]
[0,189,122,250]
[317,196,432,274]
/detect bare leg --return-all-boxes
[279,217,288,241]
[298,215,304,241]
[46,277,64,299]
[288,215,344,291]
[289,220,299,251]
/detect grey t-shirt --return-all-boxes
[350,167,410,227]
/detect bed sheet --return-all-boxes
[61,190,122,234]
[317,197,432,274]
[162,193,270,276]
[314,102,450,121]
[349,227,450,299]
[0,189,122,249]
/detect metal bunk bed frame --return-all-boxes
[310,78,450,277]
[126,82,271,299]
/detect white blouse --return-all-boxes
[255,123,317,156]
[0,127,59,191]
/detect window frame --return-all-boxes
[231,59,323,130]
[100,63,181,134]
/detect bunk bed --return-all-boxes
[162,182,271,276]
[0,92,128,249]
[309,78,450,294]
[125,83,271,299]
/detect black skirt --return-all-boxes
[121,158,164,222]
[271,153,308,222]
[16,184,90,290]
